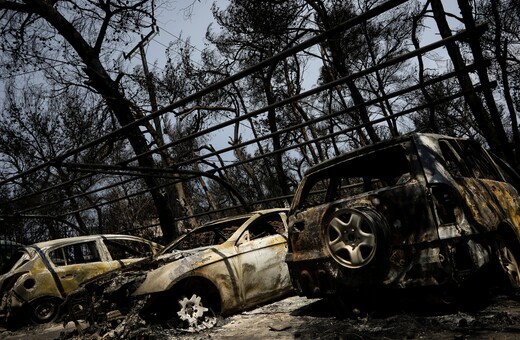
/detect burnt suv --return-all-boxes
[286,133,520,302]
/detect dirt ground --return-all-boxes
[2,288,520,339]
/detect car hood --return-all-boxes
[76,247,207,294]
[63,246,211,323]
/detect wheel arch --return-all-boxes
[494,222,520,289]
[496,222,520,252]
[28,295,63,324]
[170,275,222,314]
[143,275,222,322]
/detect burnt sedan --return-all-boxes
[64,208,292,333]
[0,234,163,325]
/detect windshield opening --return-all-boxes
[163,217,249,252]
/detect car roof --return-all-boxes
[201,208,289,227]
[303,133,461,175]
[26,234,154,252]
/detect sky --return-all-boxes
[126,0,222,69]
[0,0,462,100]
[130,0,463,76]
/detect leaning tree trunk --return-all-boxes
[34,4,178,242]
[430,0,508,162]
[262,74,291,197]
[490,0,519,165]
[456,0,514,165]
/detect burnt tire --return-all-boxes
[495,235,520,289]
[325,207,389,286]
[29,297,62,324]
[176,293,217,330]
[145,278,221,327]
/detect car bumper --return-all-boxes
[286,239,490,297]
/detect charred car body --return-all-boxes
[64,208,292,332]
[0,234,162,325]
[286,133,520,303]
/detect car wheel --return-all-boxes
[29,297,62,324]
[496,236,520,289]
[325,207,387,268]
[176,293,217,331]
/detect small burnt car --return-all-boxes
[286,133,520,305]
[64,208,292,332]
[0,234,162,324]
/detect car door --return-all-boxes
[48,240,115,296]
[438,139,509,232]
[234,212,290,307]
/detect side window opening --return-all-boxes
[166,218,246,252]
[50,241,101,266]
[491,153,520,190]
[301,178,330,209]
[49,248,66,266]
[105,239,152,260]
[173,230,220,251]
[440,140,501,181]
[459,141,501,181]
[243,214,286,242]
[439,141,468,178]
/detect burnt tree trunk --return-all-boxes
[34,2,177,241]
[430,0,508,162]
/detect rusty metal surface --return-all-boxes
[61,208,293,334]
[0,234,162,324]
[286,133,520,298]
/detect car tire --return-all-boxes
[495,235,520,289]
[325,207,390,286]
[29,297,62,324]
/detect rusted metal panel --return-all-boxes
[286,133,520,300]
[0,234,162,324]
[61,209,293,334]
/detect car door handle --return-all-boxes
[60,274,75,279]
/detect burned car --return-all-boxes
[286,133,520,304]
[64,208,292,333]
[0,234,162,324]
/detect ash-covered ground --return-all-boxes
[2,288,520,339]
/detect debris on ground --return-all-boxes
[3,289,520,339]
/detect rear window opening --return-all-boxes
[0,249,29,275]
[297,144,412,209]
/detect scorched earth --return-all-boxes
[2,287,520,339]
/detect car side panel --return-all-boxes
[53,262,115,296]
[235,234,291,308]
[11,258,62,302]
[133,246,240,296]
